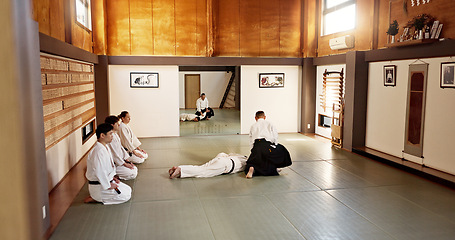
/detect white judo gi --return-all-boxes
[118,122,148,163]
[86,142,132,205]
[108,133,138,180]
[249,118,278,149]
[179,153,247,178]
[180,112,206,121]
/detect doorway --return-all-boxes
[185,74,201,109]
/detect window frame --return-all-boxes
[321,0,356,36]
[75,0,92,32]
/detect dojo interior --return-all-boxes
[3,0,455,239]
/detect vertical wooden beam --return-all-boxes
[301,58,316,133]
[343,51,368,151]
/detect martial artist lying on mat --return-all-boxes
[105,115,138,180]
[168,153,247,179]
[84,123,132,205]
[245,111,292,178]
[118,111,148,163]
[179,112,206,122]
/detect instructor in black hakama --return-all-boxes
[245,111,292,178]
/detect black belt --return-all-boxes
[89,181,100,185]
[222,159,235,175]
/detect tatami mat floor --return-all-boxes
[50,132,455,240]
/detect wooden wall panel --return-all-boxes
[303,0,318,57]
[214,0,240,56]
[107,0,131,55]
[175,0,198,55]
[378,0,455,49]
[49,0,65,41]
[279,0,301,57]
[92,0,108,55]
[130,0,153,55]
[40,55,95,150]
[196,0,208,56]
[33,0,51,35]
[260,0,280,57]
[239,0,261,57]
[153,0,176,55]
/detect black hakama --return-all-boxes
[244,138,292,176]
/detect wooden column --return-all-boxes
[343,51,369,151]
[301,58,316,133]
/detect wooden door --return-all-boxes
[185,74,200,109]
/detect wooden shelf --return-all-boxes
[385,39,439,48]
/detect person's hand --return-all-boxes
[113,177,120,184]
[109,182,119,190]
[124,162,134,169]
[134,151,144,158]
[206,109,210,112]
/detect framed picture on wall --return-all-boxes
[384,65,396,87]
[440,62,455,88]
[130,72,159,88]
[259,73,285,88]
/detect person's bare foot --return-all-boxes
[170,167,181,179]
[246,166,254,179]
[84,196,98,203]
[169,166,177,176]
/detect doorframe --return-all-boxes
[184,74,201,109]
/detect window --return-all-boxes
[76,0,92,31]
[322,0,356,36]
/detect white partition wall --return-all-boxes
[240,65,300,134]
[109,65,180,137]
[366,57,455,175]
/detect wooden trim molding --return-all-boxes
[39,33,98,64]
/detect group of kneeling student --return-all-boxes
[85,110,292,205]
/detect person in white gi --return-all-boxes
[180,112,206,122]
[85,123,132,205]
[105,115,138,180]
[118,111,148,163]
[168,153,247,179]
[195,93,214,120]
[249,111,278,149]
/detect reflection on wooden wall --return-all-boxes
[40,54,96,149]
[214,0,301,57]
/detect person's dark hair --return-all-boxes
[105,115,120,125]
[255,111,265,118]
[201,93,205,96]
[96,123,113,139]
[118,111,129,119]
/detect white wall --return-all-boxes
[109,65,180,137]
[46,120,96,190]
[240,66,300,134]
[366,57,455,175]
[179,71,231,108]
[315,64,346,138]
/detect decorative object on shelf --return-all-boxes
[259,73,284,88]
[130,72,159,88]
[440,62,455,88]
[384,65,397,87]
[387,20,399,43]
[403,14,434,41]
[435,24,443,39]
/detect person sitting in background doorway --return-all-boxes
[118,111,148,164]
[180,112,206,122]
[195,93,214,120]
[105,115,138,180]
[245,111,292,179]
[169,152,247,179]
[84,123,132,205]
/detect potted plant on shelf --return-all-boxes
[387,20,399,43]
[406,14,434,40]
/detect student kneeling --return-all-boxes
[85,123,132,205]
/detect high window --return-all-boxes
[322,0,356,36]
[76,0,92,31]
